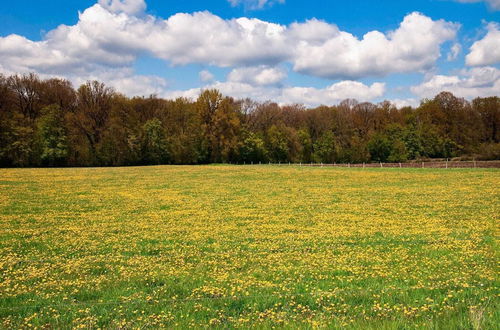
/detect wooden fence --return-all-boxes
[239,160,500,168]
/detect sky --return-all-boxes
[0,0,499,107]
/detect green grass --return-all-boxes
[0,165,498,328]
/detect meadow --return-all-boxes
[0,165,498,329]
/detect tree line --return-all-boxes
[0,73,498,167]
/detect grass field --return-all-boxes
[0,165,498,329]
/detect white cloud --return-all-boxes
[165,82,281,104]
[0,4,458,80]
[148,13,289,67]
[227,0,285,10]
[291,13,459,79]
[447,43,461,61]
[86,69,168,97]
[0,31,165,97]
[465,23,500,66]
[227,66,286,86]
[0,6,140,76]
[454,0,500,10]
[282,81,386,106]
[199,70,215,83]
[411,66,500,99]
[391,98,420,108]
[165,80,385,107]
[98,0,146,15]
[0,1,469,106]
[0,34,72,73]
[49,67,168,98]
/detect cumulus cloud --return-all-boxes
[282,81,386,106]
[454,0,500,10]
[227,0,285,10]
[411,66,500,99]
[447,43,461,61]
[165,80,385,107]
[227,66,286,86]
[199,70,215,83]
[98,0,146,15]
[291,13,459,79]
[0,1,467,105]
[84,69,168,96]
[391,98,420,108]
[149,13,289,67]
[0,6,140,76]
[465,23,500,66]
[0,4,458,80]
[165,81,280,103]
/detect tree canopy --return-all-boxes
[0,73,498,167]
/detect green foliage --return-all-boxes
[0,112,35,167]
[368,133,391,162]
[473,96,500,143]
[387,140,408,162]
[312,131,336,163]
[265,125,290,162]
[476,142,500,160]
[239,130,267,163]
[338,135,370,163]
[141,118,169,165]
[0,73,498,166]
[381,124,409,162]
[402,125,423,159]
[7,125,34,167]
[35,105,68,166]
[441,137,462,158]
[211,98,241,163]
[418,125,443,158]
[196,90,241,163]
[297,129,313,163]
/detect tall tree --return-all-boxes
[8,73,42,121]
[69,81,114,164]
[35,105,68,166]
[0,73,498,167]
[473,96,500,143]
[141,118,169,165]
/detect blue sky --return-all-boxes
[0,0,499,107]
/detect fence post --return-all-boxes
[399,162,402,168]
[446,160,448,169]
[422,162,424,168]
[380,162,383,168]
[363,162,365,168]
[348,163,351,168]
[474,158,476,168]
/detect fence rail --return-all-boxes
[237,160,500,168]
